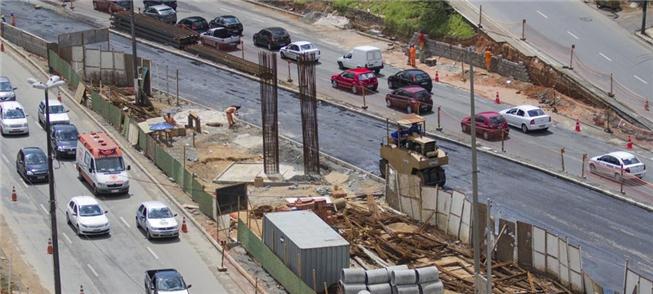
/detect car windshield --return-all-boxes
[489,115,506,126]
[0,82,12,91]
[49,105,65,114]
[157,275,186,291]
[95,157,125,173]
[4,108,25,119]
[79,204,103,216]
[159,8,174,14]
[223,17,239,24]
[413,72,429,81]
[414,90,431,101]
[116,1,131,9]
[622,157,640,165]
[55,129,78,141]
[358,72,375,80]
[527,109,545,117]
[25,152,46,164]
[149,207,174,219]
[271,30,287,36]
[300,44,314,50]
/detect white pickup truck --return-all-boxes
[200,27,240,50]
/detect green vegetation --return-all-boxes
[330,0,476,40]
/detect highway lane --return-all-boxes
[0,46,238,293]
[5,1,653,289]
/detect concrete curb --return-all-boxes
[108,30,653,212]
[634,31,653,46]
[0,37,269,294]
[240,0,305,18]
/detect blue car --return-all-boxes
[16,147,48,183]
[50,124,78,159]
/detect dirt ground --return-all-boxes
[0,216,48,294]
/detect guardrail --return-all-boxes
[110,12,199,48]
[185,44,261,77]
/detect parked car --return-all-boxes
[279,41,320,62]
[38,99,70,126]
[50,124,78,159]
[177,16,209,33]
[337,46,384,73]
[16,147,48,183]
[385,86,433,114]
[330,68,378,94]
[143,0,176,10]
[461,111,509,140]
[253,27,291,50]
[66,196,111,236]
[143,4,177,25]
[92,0,131,13]
[388,69,432,92]
[145,269,191,294]
[200,27,240,50]
[0,101,28,135]
[209,15,243,36]
[0,76,17,101]
[589,151,646,180]
[499,105,551,133]
[136,201,179,240]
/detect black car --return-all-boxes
[177,16,209,33]
[388,69,433,92]
[50,124,78,159]
[253,27,291,50]
[143,0,176,10]
[16,147,49,183]
[209,15,243,36]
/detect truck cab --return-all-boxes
[145,269,191,294]
[76,132,130,195]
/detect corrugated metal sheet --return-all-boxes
[263,211,350,292]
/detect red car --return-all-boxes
[330,68,378,95]
[461,111,509,140]
[385,85,433,114]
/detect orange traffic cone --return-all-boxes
[47,238,53,255]
[434,71,440,82]
[181,217,188,233]
[575,119,581,132]
[495,91,501,104]
[79,285,84,294]
[11,186,16,202]
[626,136,633,150]
[645,100,650,112]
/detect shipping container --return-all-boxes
[263,211,350,292]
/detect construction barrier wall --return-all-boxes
[237,220,316,294]
[625,266,653,294]
[1,23,51,58]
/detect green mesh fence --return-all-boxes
[138,127,147,151]
[183,169,193,194]
[48,49,80,88]
[238,220,316,294]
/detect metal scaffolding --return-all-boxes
[297,53,320,175]
[258,52,279,175]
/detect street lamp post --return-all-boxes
[27,75,65,294]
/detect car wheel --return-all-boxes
[521,124,528,133]
[351,85,357,94]
[280,51,286,59]
[462,124,469,133]
[589,164,596,174]
[66,212,71,225]
[331,80,337,88]
[92,1,97,9]
[405,105,412,113]
[76,224,82,236]
[338,61,344,70]
[386,99,392,107]
[146,228,153,240]
[389,80,395,89]
[483,130,489,140]
[267,42,273,50]
[91,184,98,195]
[135,216,141,229]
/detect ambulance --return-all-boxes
[76,132,130,194]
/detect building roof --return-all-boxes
[0,101,23,109]
[79,132,123,158]
[141,201,168,209]
[607,151,636,159]
[353,45,380,51]
[516,105,541,111]
[264,211,349,249]
[42,99,63,106]
[291,41,312,46]
[71,196,100,206]
[396,114,425,125]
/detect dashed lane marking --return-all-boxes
[599,52,612,62]
[536,10,549,19]
[87,263,99,277]
[146,247,159,260]
[119,216,130,228]
[62,232,72,244]
[39,203,48,214]
[634,75,649,85]
[567,31,579,40]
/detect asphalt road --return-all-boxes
[0,45,239,293]
[3,0,652,289]
[453,0,653,126]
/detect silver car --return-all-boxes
[136,201,179,239]
[143,4,177,24]
[0,76,17,101]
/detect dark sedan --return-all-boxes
[253,27,291,50]
[209,15,243,36]
[385,86,433,114]
[388,69,433,92]
[16,147,49,183]
[51,124,78,159]
[177,16,209,33]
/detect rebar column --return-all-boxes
[258,52,280,175]
[297,53,320,175]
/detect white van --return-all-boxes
[76,131,130,195]
[337,46,384,73]
[0,101,29,135]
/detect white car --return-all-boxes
[66,196,111,236]
[589,151,646,180]
[499,105,551,133]
[136,201,179,240]
[38,99,70,126]
[199,27,240,49]
[279,41,320,62]
[0,101,29,135]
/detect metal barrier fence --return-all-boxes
[185,44,261,77]
[237,220,316,294]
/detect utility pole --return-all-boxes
[468,47,482,294]
[130,0,143,106]
[642,0,649,36]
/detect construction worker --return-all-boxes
[417,31,426,50]
[225,105,241,128]
[484,47,492,71]
[164,113,177,126]
[408,44,417,67]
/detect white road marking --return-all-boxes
[146,247,159,260]
[119,216,130,228]
[567,31,579,40]
[1,154,9,164]
[633,75,649,85]
[39,203,49,214]
[598,52,612,62]
[87,264,99,277]
[62,232,72,244]
[536,10,548,19]
[21,181,28,188]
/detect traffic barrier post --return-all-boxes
[176,69,180,107]
[361,87,368,110]
[620,165,625,194]
[560,148,565,172]
[581,153,587,178]
[241,40,244,59]
[501,130,505,152]
[286,60,292,83]
[608,73,614,97]
[521,19,526,41]
[436,106,442,131]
